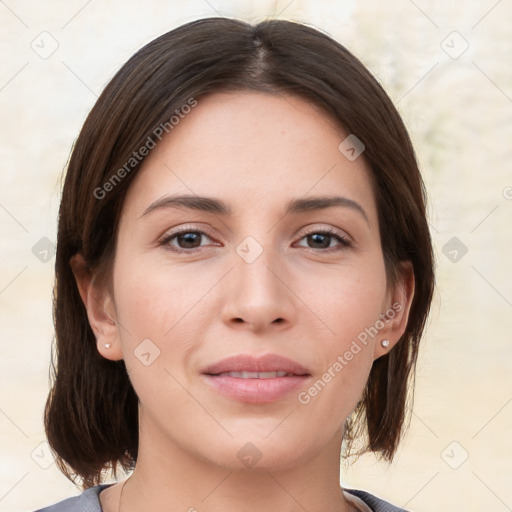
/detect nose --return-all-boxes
[221,241,297,333]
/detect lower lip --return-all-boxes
[201,374,310,403]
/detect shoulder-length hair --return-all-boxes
[45,16,435,489]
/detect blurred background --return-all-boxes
[1,1,511,511]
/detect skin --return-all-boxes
[72,91,415,512]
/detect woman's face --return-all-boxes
[93,91,412,472]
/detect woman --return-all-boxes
[35,16,434,512]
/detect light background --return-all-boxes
[1,1,511,511]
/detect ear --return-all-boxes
[373,261,415,359]
[70,253,123,361]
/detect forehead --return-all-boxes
[122,91,378,226]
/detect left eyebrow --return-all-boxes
[140,194,369,225]
[286,196,369,225]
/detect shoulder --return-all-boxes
[32,484,407,512]
[344,488,410,512]
[32,484,111,512]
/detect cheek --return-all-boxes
[111,262,201,414]
[113,256,202,336]
[110,254,223,394]
[298,256,388,342]
[293,260,386,413]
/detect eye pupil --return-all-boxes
[178,232,201,248]
[309,233,330,248]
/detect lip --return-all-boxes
[201,353,311,404]
[201,353,310,376]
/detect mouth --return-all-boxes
[212,370,296,379]
[201,353,311,403]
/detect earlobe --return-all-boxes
[96,334,123,361]
[69,253,123,361]
[374,261,415,359]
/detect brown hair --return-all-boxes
[45,16,435,489]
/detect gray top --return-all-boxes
[33,484,410,512]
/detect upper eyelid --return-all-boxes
[160,224,216,240]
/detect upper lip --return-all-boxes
[201,354,310,376]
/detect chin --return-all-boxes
[198,432,316,474]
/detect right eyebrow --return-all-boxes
[141,194,230,217]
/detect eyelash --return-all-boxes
[159,225,352,254]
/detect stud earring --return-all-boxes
[381,339,390,349]
[104,343,111,349]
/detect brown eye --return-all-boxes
[173,231,204,249]
[295,228,352,252]
[160,227,216,253]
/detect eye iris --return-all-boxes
[309,233,330,249]
[178,232,201,248]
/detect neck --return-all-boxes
[117,420,356,512]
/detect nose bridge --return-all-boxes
[222,231,295,330]
[234,234,283,299]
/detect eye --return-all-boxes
[294,227,352,252]
[159,226,217,253]
[159,225,352,254]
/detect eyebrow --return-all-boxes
[141,194,369,225]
